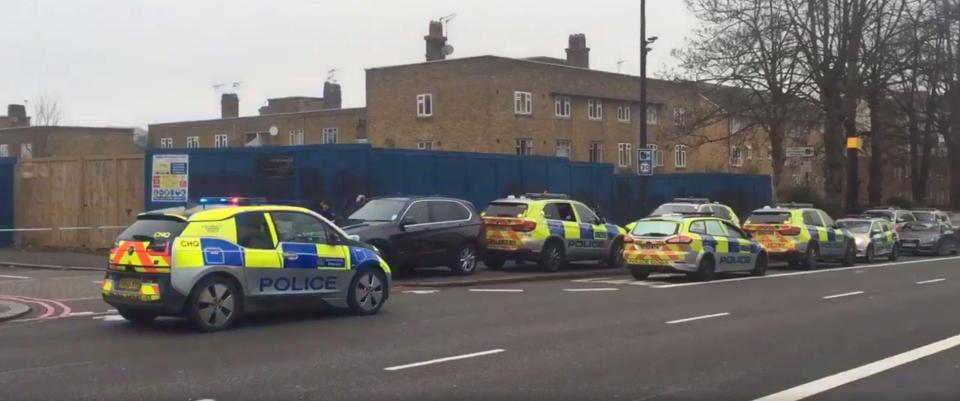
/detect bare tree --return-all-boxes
[31,95,63,126]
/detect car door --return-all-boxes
[703,220,733,271]
[427,200,474,262]
[721,220,755,271]
[236,212,282,270]
[394,200,438,266]
[869,221,888,254]
[802,209,832,256]
[258,211,348,297]
[817,210,846,257]
[543,202,582,259]
[573,203,608,259]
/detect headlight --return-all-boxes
[855,237,865,246]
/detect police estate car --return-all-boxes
[742,203,856,269]
[103,198,391,332]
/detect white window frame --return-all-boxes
[321,127,339,144]
[514,91,533,115]
[416,93,433,117]
[186,136,199,149]
[214,134,228,148]
[554,96,571,118]
[289,130,304,146]
[0,144,7,157]
[159,137,173,149]
[417,140,434,150]
[20,143,32,159]
[673,107,687,128]
[767,145,773,160]
[649,144,662,167]
[555,139,571,158]
[515,138,533,156]
[618,143,633,167]
[731,146,743,167]
[646,106,659,125]
[617,105,631,123]
[589,142,603,163]
[746,144,753,160]
[587,99,603,121]
[675,144,687,168]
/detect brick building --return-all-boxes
[148,82,366,149]
[0,104,30,128]
[0,125,140,159]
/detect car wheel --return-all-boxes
[539,241,565,272]
[606,239,625,269]
[630,268,650,280]
[802,243,820,270]
[347,268,387,316]
[841,241,856,267]
[187,275,242,333]
[864,244,875,263]
[750,253,768,276]
[889,243,899,261]
[117,307,157,325]
[694,255,716,281]
[937,239,948,256]
[483,257,505,271]
[449,243,478,276]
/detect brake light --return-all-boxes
[894,224,903,233]
[666,235,693,244]
[622,236,635,244]
[512,220,537,232]
[779,226,801,236]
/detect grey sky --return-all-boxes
[1,0,697,128]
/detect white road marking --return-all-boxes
[0,274,31,280]
[47,276,94,281]
[916,278,946,285]
[402,290,440,294]
[384,349,505,371]
[468,289,523,293]
[93,315,124,321]
[562,288,619,292]
[0,361,92,376]
[56,296,103,302]
[571,277,615,283]
[92,280,103,284]
[66,312,95,317]
[822,291,864,300]
[666,312,730,325]
[753,332,960,401]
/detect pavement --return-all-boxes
[2,254,960,400]
[0,300,30,322]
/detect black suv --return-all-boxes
[341,196,483,275]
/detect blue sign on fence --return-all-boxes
[637,148,654,176]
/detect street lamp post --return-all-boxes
[638,0,657,213]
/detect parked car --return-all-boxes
[340,196,483,275]
[898,220,960,256]
[835,217,899,263]
[647,198,741,226]
[742,203,856,269]
[861,207,917,231]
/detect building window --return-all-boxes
[20,143,32,159]
[320,127,339,144]
[746,145,753,160]
[160,137,173,149]
[589,142,603,163]
[289,130,304,145]
[556,140,571,158]
[646,106,659,125]
[617,105,631,123]
[673,107,687,128]
[618,143,633,167]
[417,140,434,150]
[588,99,603,120]
[186,136,199,149]
[214,134,228,148]
[731,117,746,133]
[0,144,7,157]
[416,93,433,117]
[555,96,571,118]
[675,144,687,168]
[649,144,662,167]
[731,146,743,167]
[767,145,773,160]
[515,138,533,156]
[514,91,533,115]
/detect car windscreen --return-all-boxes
[116,217,187,245]
[650,204,698,216]
[483,202,529,218]
[862,210,894,221]
[630,220,680,237]
[903,222,938,231]
[836,220,871,233]
[912,211,936,222]
[745,212,791,224]
[348,198,408,222]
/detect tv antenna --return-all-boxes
[439,13,457,36]
[616,59,627,73]
[327,69,339,83]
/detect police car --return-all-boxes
[480,193,626,272]
[626,198,741,231]
[742,203,856,269]
[623,214,767,281]
[835,217,899,262]
[102,197,391,332]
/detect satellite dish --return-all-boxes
[269,126,279,136]
[443,44,455,56]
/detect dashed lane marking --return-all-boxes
[93,315,124,322]
[666,312,730,325]
[916,278,946,285]
[468,289,524,293]
[402,290,440,294]
[822,291,864,300]
[562,288,619,292]
[0,274,31,280]
[384,349,506,371]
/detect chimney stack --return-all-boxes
[565,34,590,69]
[7,104,29,127]
[425,20,447,61]
[221,93,239,119]
[322,82,342,109]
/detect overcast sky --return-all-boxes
[0,0,697,128]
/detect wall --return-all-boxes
[14,155,144,249]
[146,144,772,225]
[0,126,139,158]
[0,158,13,246]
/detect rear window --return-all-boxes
[746,212,791,224]
[630,220,680,237]
[837,220,871,233]
[912,211,935,222]
[117,218,187,245]
[863,210,894,221]
[483,202,528,218]
[903,222,938,231]
[651,204,698,216]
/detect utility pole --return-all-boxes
[638,0,657,214]
[846,132,864,214]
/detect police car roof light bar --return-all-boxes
[672,197,710,204]
[199,197,268,206]
[523,193,570,200]
[777,202,814,209]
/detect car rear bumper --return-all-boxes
[101,271,187,316]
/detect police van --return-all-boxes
[102,198,391,332]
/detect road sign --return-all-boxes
[637,148,654,176]
[786,147,814,158]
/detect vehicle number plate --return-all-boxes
[118,278,141,291]
[901,241,918,248]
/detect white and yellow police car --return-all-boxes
[102,198,391,332]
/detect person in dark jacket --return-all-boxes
[318,200,336,221]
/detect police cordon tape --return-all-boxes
[0,226,128,232]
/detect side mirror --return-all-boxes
[399,218,416,231]
[346,234,361,242]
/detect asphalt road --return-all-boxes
[2,255,960,400]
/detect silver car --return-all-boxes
[898,221,960,256]
[835,218,899,263]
